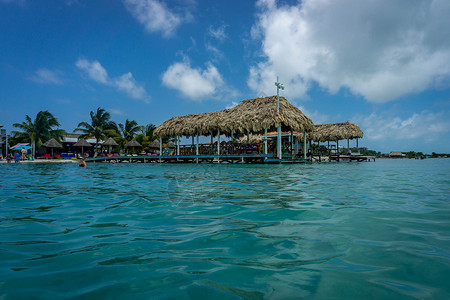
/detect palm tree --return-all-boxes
[141,123,157,140]
[118,119,141,143]
[75,108,117,153]
[12,111,65,156]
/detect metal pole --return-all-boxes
[5,134,8,157]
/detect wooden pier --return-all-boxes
[85,154,374,164]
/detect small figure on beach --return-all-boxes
[79,157,87,167]
[14,152,20,163]
[6,153,13,163]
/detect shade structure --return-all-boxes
[125,139,142,154]
[102,137,118,154]
[166,141,175,148]
[309,121,364,142]
[103,137,118,146]
[154,96,315,138]
[42,138,63,156]
[148,139,160,148]
[10,143,30,150]
[73,138,92,154]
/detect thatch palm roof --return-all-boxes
[239,133,263,144]
[154,96,314,138]
[42,138,62,148]
[310,121,363,142]
[148,139,160,148]
[73,138,92,147]
[125,139,142,147]
[103,137,118,146]
[166,141,175,148]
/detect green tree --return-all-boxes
[12,110,65,155]
[118,119,141,143]
[75,108,117,153]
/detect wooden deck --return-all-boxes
[85,153,375,164]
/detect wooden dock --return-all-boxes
[85,154,374,164]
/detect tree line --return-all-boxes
[10,108,165,154]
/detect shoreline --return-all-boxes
[0,159,77,164]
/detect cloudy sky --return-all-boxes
[1,0,449,153]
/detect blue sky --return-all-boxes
[1,0,449,153]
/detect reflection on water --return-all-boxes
[0,159,449,299]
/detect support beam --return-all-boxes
[356,138,359,151]
[303,130,307,160]
[159,137,162,163]
[277,126,282,159]
[264,128,268,156]
[290,131,294,156]
[347,138,350,154]
[231,131,234,155]
[196,132,199,156]
[176,136,180,156]
[217,129,221,164]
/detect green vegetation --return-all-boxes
[12,111,65,155]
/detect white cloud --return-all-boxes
[76,58,150,103]
[114,72,150,103]
[354,111,450,142]
[110,108,126,116]
[297,105,329,125]
[249,0,450,103]
[30,68,63,85]
[76,59,109,84]
[209,24,227,41]
[123,0,186,37]
[162,60,225,100]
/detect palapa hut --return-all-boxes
[310,121,364,154]
[103,137,119,154]
[154,96,314,159]
[42,138,63,157]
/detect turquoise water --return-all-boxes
[0,159,449,299]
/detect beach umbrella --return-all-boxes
[10,143,30,150]
[148,139,160,149]
[125,139,142,154]
[42,138,63,157]
[73,138,92,154]
[103,137,119,154]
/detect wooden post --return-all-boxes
[196,132,199,163]
[264,128,268,156]
[211,131,213,155]
[290,130,294,157]
[196,132,199,155]
[176,136,180,156]
[347,138,350,154]
[159,137,162,163]
[231,131,234,155]
[217,129,220,163]
[278,126,282,159]
[303,130,307,160]
[356,138,359,152]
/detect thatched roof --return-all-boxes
[239,133,263,144]
[166,141,175,148]
[103,137,118,146]
[310,121,363,142]
[42,138,62,148]
[154,96,314,138]
[148,139,160,148]
[125,139,142,147]
[73,138,92,147]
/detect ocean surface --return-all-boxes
[0,159,449,299]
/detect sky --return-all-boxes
[1,0,449,154]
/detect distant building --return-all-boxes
[389,151,405,158]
